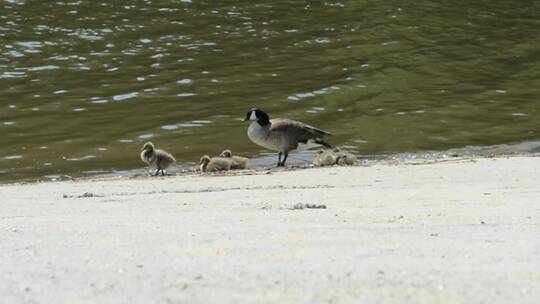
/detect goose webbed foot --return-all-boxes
[277,152,283,167]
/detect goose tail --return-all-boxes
[315,139,332,149]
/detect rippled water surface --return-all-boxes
[1,0,540,182]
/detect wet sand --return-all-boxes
[1,156,539,303]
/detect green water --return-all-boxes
[1,0,540,182]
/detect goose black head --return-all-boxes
[244,108,270,126]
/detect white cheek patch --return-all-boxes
[249,111,257,121]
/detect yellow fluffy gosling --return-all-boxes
[219,149,248,169]
[140,142,176,176]
[199,155,232,172]
[334,147,357,165]
[312,149,337,167]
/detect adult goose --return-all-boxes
[244,108,331,166]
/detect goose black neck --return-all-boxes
[257,118,270,126]
[256,110,270,126]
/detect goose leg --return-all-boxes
[161,169,165,176]
[280,153,289,166]
[154,168,160,176]
[277,152,283,166]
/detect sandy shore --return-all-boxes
[1,156,539,303]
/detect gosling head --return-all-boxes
[243,108,270,125]
[199,155,211,165]
[141,142,155,152]
[315,149,324,155]
[199,155,211,172]
[333,147,342,153]
[220,149,232,158]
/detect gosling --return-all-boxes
[199,155,232,172]
[334,147,357,165]
[140,142,176,176]
[219,149,249,169]
[312,149,337,167]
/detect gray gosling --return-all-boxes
[199,155,232,172]
[140,142,176,176]
[312,149,337,167]
[244,108,332,167]
[334,147,357,165]
[219,149,248,169]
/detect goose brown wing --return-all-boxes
[269,118,331,140]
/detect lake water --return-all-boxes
[1,0,540,182]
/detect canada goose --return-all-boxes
[219,149,248,169]
[199,155,232,172]
[312,149,337,167]
[243,108,331,166]
[334,147,357,165]
[140,142,176,176]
